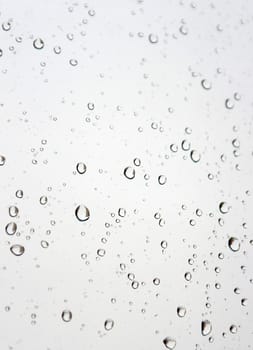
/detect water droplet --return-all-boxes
[201,79,212,90]
[234,92,241,101]
[163,337,176,349]
[87,102,95,110]
[76,162,87,174]
[97,248,106,257]
[229,325,237,334]
[2,21,11,31]
[0,155,6,166]
[158,175,167,185]
[148,33,159,44]
[179,25,188,35]
[53,45,61,54]
[181,140,191,151]
[177,306,186,318]
[61,310,72,322]
[219,202,230,214]
[153,278,160,285]
[228,237,240,252]
[69,58,78,66]
[225,98,234,109]
[75,205,90,222]
[118,208,126,217]
[184,272,192,281]
[41,240,49,248]
[133,158,141,166]
[104,318,114,331]
[5,222,17,235]
[124,166,135,179]
[16,190,23,198]
[33,38,44,50]
[10,244,25,256]
[190,150,201,163]
[201,320,212,336]
[9,206,19,217]
[40,196,48,205]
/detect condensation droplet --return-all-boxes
[61,310,72,322]
[158,175,167,185]
[9,206,19,217]
[33,38,44,50]
[10,244,25,256]
[0,155,6,166]
[148,33,159,44]
[76,162,87,174]
[104,318,114,331]
[201,79,212,90]
[5,222,17,235]
[228,237,240,252]
[40,196,48,205]
[163,337,176,349]
[219,202,230,214]
[190,150,201,163]
[225,98,234,110]
[201,320,212,336]
[75,205,90,222]
[123,166,135,180]
[177,306,186,318]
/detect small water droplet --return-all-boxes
[118,208,126,217]
[0,155,6,166]
[225,98,234,110]
[33,38,44,50]
[177,306,186,318]
[179,25,188,35]
[61,310,72,322]
[76,162,87,174]
[9,206,19,217]
[40,196,48,205]
[2,21,11,31]
[75,205,90,222]
[190,150,201,163]
[5,222,17,235]
[201,79,212,90]
[158,175,167,185]
[16,190,23,198]
[219,202,230,214]
[124,166,135,179]
[229,325,237,334]
[148,33,159,44]
[104,319,114,331]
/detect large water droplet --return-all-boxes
[123,166,135,179]
[61,310,72,322]
[10,244,25,256]
[163,337,176,349]
[75,205,90,222]
[201,320,212,336]
[104,318,114,331]
[228,237,240,252]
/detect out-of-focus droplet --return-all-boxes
[0,155,6,166]
[75,205,90,222]
[225,98,234,109]
[53,45,61,54]
[9,206,19,217]
[219,202,230,214]
[61,310,72,322]
[87,102,95,110]
[179,25,188,35]
[2,21,11,31]
[228,237,240,252]
[158,175,167,185]
[201,79,212,90]
[124,166,135,180]
[104,318,114,331]
[5,222,17,235]
[118,208,126,217]
[10,244,25,256]
[229,325,237,334]
[33,38,44,50]
[76,162,87,174]
[201,320,212,336]
[148,33,159,44]
[40,196,48,205]
[163,337,176,349]
[190,150,201,163]
[177,306,186,318]
[69,58,78,66]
